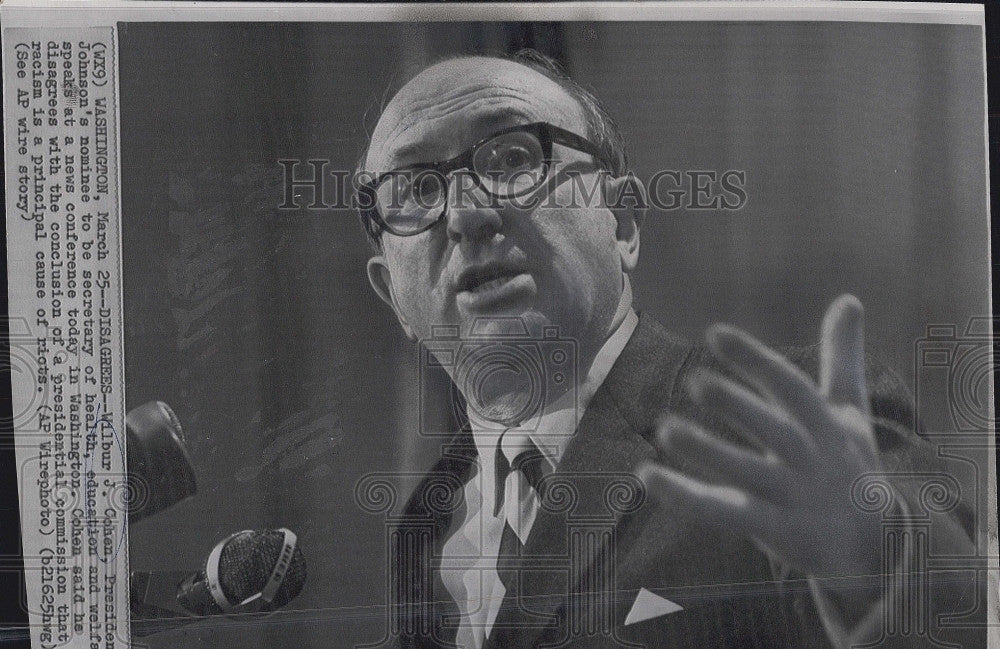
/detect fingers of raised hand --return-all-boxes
[687,374,815,468]
[705,324,832,436]
[656,414,796,503]
[637,459,780,543]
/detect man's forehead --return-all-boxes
[366,57,586,171]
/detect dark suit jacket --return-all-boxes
[383,314,981,649]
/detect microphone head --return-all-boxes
[177,529,306,616]
[217,529,306,609]
[126,401,197,522]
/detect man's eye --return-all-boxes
[499,146,533,170]
[410,173,444,201]
[388,172,442,203]
[476,131,544,179]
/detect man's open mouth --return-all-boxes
[456,262,527,294]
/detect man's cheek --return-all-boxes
[405,285,452,329]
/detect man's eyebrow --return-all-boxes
[385,108,537,169]
[467,108,536,135]
[386,142,431,167]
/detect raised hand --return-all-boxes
[638,294,883,578]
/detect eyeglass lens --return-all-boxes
[376,129,548,234]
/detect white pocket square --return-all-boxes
[624,588,684,625]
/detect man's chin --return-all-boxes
[465,389,540,429]
[457,309,555,340]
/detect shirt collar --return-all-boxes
[468,281,639,471]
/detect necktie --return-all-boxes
[493,437,549,599]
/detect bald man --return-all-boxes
[355,51,978,649]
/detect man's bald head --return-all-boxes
[357,50,627,247]
[367,57,585,175]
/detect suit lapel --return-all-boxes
[397,430,477,648]
[485,314,695,648]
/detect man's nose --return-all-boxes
[445,171,503,243]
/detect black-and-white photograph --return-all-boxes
[2,5,994,649]
[118,17,991,649]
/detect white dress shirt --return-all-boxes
[439,288,639,649]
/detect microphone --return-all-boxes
[131,528,306,636]
[126,401,197,522]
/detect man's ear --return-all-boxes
[366,255,417,341]
[605,173,645,273]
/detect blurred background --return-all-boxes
[119,20,989,649]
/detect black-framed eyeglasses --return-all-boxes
[358,122,611,238]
